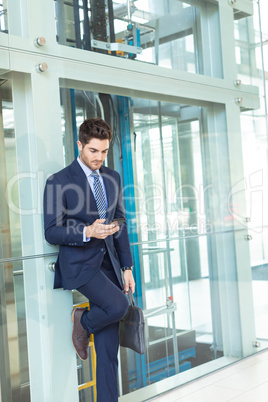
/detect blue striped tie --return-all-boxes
[91,171,106,220]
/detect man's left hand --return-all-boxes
[123,270,135,294]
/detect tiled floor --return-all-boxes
[149,350,268,401]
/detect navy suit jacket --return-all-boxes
[43,159,133,290]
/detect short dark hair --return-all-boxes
[79,118,112,146]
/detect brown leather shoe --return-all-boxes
[71,308,90,360]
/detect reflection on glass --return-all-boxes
[0,261,30,401]
[124,229,246,395]
[132,236,213,338]
[234,1,265,85]
[0,2,8,33]
[237,1,268,348]
[58,87,261,397]
[250,228,268,342]
[237,0,268,230]
[54,0,221,76]
[0,83,22,260]
[133,99,213,242]
[60,88,89,166]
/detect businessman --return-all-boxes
[43,118,135,401]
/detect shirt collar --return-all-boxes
[77,156,100,177]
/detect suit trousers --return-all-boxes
[77,252,129,402]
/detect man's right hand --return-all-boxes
[85,219,119,239]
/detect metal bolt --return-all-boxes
[235,97,243,105]
[35,62,48,73]
[40,285,44,290]
[245,234,252,241]
[234,79,241,87]
[93,41,97,46]
[253,341,261,348]
[48,262,55,272]
[106,44,111,49]
[34,37,46,47]
[245,217,251,223]
[42,315,45,319]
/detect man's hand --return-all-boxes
[85,219,119,239]
[123,270,135,294]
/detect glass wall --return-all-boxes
[0,87,22,259]
[56,88,259,397]
[0,0,267,401]
[53,0,222,77]
[0,82,27,400]
[234,1,268,343]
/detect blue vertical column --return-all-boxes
[118,96,147,388]
[70,89,79,157]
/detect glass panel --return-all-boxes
[234,1,263,85]
[60,88,96,167]
[58,85,262,398]
[55,0,222,77]
[0,1,11,76]
[240,110,268,227]
[121,227,258,395]
[235,1,267,209]
[132,98,231,239]
[238,1,268,332]
[0,1,8,33]
[0,260,30,401]
[0,81,22,260]
[249,227,268,344]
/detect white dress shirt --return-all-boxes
[77,156,108,241]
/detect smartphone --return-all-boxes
[110,218,126,226]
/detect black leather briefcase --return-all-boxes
[119,289,145,355]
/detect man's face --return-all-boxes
[77,138,109,171]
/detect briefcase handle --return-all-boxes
[126,289,135,306]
